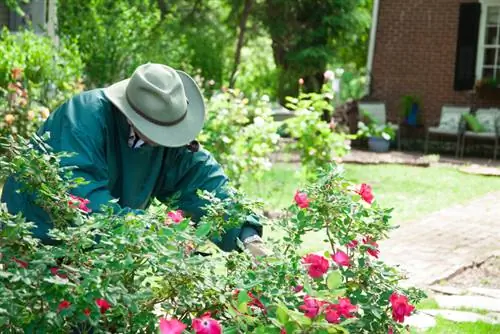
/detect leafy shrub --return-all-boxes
[283,90,352,180]
[357,122,396,141]
[199,89,280,187]
[0,135,424,333]
[0,28,84,139]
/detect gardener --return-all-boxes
[1,63,267,256]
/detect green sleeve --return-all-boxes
[157,148,262,252]
[40,96,136,216]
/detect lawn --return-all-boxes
[242,162,500,225]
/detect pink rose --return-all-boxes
[159,317,187,334]
[69,195,91,213]
[357,183,374,204]
[389,292,415,323]
[302,254,329,278]
[165,210,184,224]
[192,312,222,334]
[332,250,350,267]
[299,295,322,318]
[294,191,310,209]
[363,237,380,258]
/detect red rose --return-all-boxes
[389,292,415,323]
[95,298,111,314]
[299,295,322,318]
[58,300,71,312]
[302,254,329,278]
[12,257,28,268]
[346,240,359,249]
[50,267,68,279]
[294,191,310,209]
[83,308,91,317]
[332,250,350,267]
[363,237,380,258]
[357,183,374,204]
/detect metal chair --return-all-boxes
[460,108,500,160]
[424,105,470,157]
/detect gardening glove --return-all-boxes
[242,235,271,257]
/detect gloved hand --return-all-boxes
[243,235,271,257]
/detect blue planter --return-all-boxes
[368,136,390,152]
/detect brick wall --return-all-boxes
[370,0,497,128]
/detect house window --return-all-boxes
[477,1,500,79]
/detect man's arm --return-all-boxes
[156,147,263,252]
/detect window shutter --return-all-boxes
[454,3,481,91]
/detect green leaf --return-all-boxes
[276,304,289,325]
[327,270,342,290]
[195,222,212,237]
[372,308,381,319]
[303,277,313,295]
[237,290,251,305]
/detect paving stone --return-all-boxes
[435,295,500,312]
[404,312,436,329]
[467,287,500,299]
[422,309,499,324]
[379,190,500,286]
[429,285,465,295]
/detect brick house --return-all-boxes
[366,0,500,129]
[0,0,57,38]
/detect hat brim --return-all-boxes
[103,70,205,147]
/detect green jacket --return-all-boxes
[1,90,261,251]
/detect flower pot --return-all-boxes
[368,136,390,152]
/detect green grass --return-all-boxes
[420,317,500,334]
[242,163,500,225]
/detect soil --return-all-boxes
[446,256,500,289]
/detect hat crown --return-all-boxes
[126,64,187,124]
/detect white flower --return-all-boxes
[253,116,265,127]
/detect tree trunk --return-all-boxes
[229,0,254,88]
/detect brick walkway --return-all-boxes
[379,191,500,288]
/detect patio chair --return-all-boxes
[358,102,400,149]
[460,108,500,160]
[424,105,470,157]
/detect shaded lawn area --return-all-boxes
[241,163,500,226]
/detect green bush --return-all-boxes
[0,135,424,333]
[0,28,84,139]
[199,89,280,187]
[283,89,352,180]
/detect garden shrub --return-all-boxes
[0,28,84,139]
[199,89,280,187]
[0,135,424,333]
[283,89,352,180]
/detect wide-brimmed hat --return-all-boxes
[103,63,205,147]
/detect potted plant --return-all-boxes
[400,94,423,126]
[357,121,396,152]
[475,77,500,101]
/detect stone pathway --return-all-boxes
[378,191,500,287]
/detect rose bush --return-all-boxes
[0,135,424,333]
